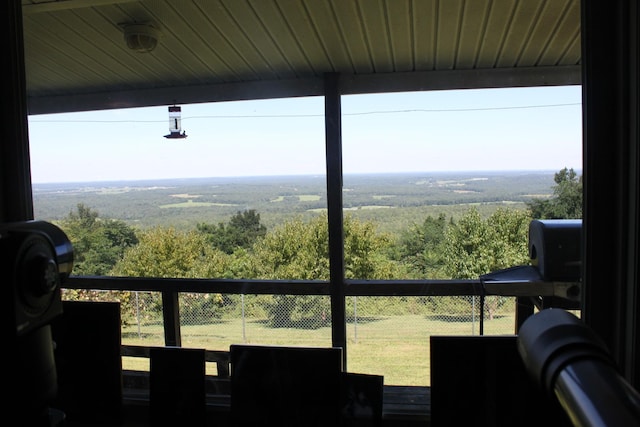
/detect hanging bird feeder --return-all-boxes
[164,105,187,139]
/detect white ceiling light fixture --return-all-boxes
[121,23,160,53]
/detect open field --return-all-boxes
[121,310,517,386]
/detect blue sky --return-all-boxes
[28,85,582,183]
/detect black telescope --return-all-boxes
[517,308,640,427]
[1,220,73,426]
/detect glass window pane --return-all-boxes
[341,86,582,385]
[29,97,333,369]
[29,97,327,280]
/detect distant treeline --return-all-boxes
[33,171,560,234]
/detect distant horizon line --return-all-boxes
[32,168,582,186]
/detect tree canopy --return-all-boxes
[197,209,267,254]
[527,167,582,219]
[395,213,448,278]
[443,207,531,279]
[58,203,138,275]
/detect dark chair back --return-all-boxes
[230,344,343,427]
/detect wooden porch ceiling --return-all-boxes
[22,0,581,115]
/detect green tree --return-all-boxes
[443,207,531,319]
[250,213,401,327]
[58,203,138,275]
[113,226,233,278]
[197,209,267,254]
[443,209,491,279]
[395,213,448,278]
[112,226,233,322]
[444,207,531,276]
[56,203,138,308]
[527,167,582,219]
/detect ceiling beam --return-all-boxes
[27,66,582,115]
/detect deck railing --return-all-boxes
[64,274,578,346]
[58,274,579,422]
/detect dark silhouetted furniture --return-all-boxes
[51,301,123,425]
[149,346,206,427]
[430,335,571,427]
[230,344,343,427]
[341,372,384,427]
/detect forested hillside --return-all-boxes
[33,171,558,234]
[41,168,582,330]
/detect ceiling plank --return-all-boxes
[22,0,139,15]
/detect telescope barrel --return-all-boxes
[517,308,640,427]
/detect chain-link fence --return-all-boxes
[116,292,517,386]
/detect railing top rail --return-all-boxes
[64,275,573,297]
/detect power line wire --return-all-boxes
[29,102,581,123]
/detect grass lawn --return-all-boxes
[122,312,516,386]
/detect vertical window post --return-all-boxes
[324,72,347,368]
[162,291,181,347]
[1,0,33,222]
